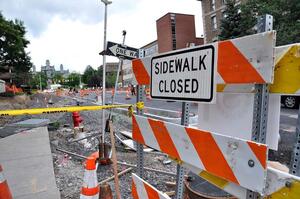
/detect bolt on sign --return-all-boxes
[150,44,217,103]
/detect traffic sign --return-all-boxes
[150,44,216,103]
[106,41,138,60]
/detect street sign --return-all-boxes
[150,44,216,103]
[106,41,138,60]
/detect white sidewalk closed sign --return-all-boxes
[150,44,216,103]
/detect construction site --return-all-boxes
[1,0,300,199]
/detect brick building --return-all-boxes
[122,13,204,86]
[157,13,204,53]
[199,0,245,43]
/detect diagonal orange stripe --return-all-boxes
[218,41,265,83]
[247,141,267,169]
[144,182,160,199]
[148,119,180,159]
[132,116,146,146]
[132,59,150,85]
[132,180,139,199]
[185,127,239,185]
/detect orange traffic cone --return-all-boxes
[125,89,131,100]
[0,165,13,199]
[80,157,99,199]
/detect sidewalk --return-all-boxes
[0,127,60,199]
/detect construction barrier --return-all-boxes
[0,102,144,116]
[132,115,268,193]
[131,31,275,86]
[182,161,300,198]
[270,43,300,94]
[80,157,99,199]
[132,173,171,199]
[131,36,300,95]
[0,165,13,199]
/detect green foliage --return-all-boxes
[53,73,64,84]
[28,72,47,89]
[0,12,33,85]
[219,0,242,40]
[66,72,81,88]
[219,0,300,45]
[82,65,101,87]
[106,72,117,88]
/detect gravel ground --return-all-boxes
[0,93,178,198]
[1,92,297,198]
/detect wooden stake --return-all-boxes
[108,120,121,199]
[99,168,132,185]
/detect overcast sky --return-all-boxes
[0,0,204,73]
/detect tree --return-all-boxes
[0,12,33,85]
[218,0,243,41]
[28,72,47,90]
[53,73,64,84]
[106,73,117,88]
[219,0,300,45]
[66,73,81,88]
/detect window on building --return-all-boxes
[170,14,176,50]
[211,15,217,30]
[211,0,216,11]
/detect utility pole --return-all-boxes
[100,0,112,153]
[39,74,42,91]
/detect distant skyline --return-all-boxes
[0,0,204,73]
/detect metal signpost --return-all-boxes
[106,41,139,60]
[247,14,273,199]
[100,0,112,158]
[136,49,145,177]
[291,106,300,176]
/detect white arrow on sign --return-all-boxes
[109,44,138,59]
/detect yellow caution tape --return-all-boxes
[0,103,140,116]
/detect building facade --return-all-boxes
[41,60,55,79]
[41,60,70,85]
[199,0,245,43]
[122,13,204,85]
[157,13,204,53]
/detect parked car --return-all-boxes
[281,95,300,109]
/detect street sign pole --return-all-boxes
[111,31,126,105]
[100,0,112,159]
[290,106,300,176]
[175,102,190,199]
[136,49,145,177]
[247,14,273,199]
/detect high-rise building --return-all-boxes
[198,0,245,43]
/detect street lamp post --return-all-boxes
[100,0,112,155]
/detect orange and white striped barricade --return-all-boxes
[217,43,300,93]
[80,157,99,199]
[131,31,275,86]
[132,173,171,199]
[0,165,13,199]
[132,115,268,193]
